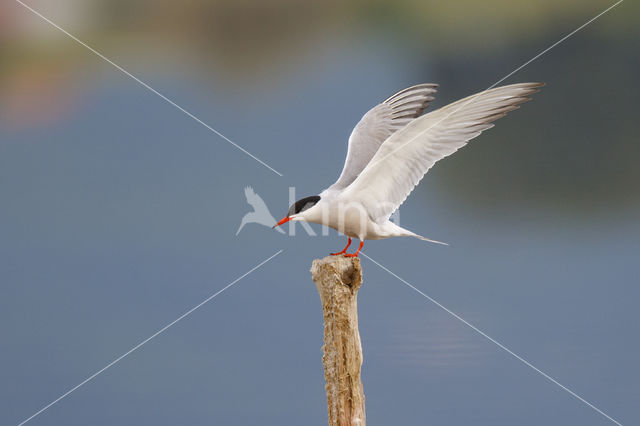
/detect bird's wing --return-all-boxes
[341,83,544,222]
[325,84,438,194]
[244,186,269,212]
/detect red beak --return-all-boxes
[273,216,291,229]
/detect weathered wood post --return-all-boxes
[310,256,366,426]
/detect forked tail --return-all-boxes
[411,233,449,246]
[388,222,449,245]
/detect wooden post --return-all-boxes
[310,256,366,426]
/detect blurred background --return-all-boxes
[1,0,638,424]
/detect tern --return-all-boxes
[274,82,544,257]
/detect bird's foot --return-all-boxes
[330,238,352,256]
[342,241,364,257]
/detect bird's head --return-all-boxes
[273,195,320,228]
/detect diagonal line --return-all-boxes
[492,0,624,86]
[17,249,284,426]
[360,252,623,426]
[14,0,283,177]
[365,0,624,173]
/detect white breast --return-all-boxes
[295,197,406,240]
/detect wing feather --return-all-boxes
[340,83,544,222]
[324,83,438,194]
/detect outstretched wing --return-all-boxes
[324,84,439,194]
[341,83,544,222]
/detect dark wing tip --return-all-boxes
[383,83,440,121]
[518,82,546,95]
[384,83,439,104]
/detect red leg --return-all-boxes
[344,240,364,257]
[330,237,351,256]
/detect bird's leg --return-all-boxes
[344,240,364,257]
[330,237,352,256]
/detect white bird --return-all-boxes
[274,82,544,256]
[237,186,285,235]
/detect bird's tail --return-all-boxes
[388,222,449,246]
[411,233,449,246]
